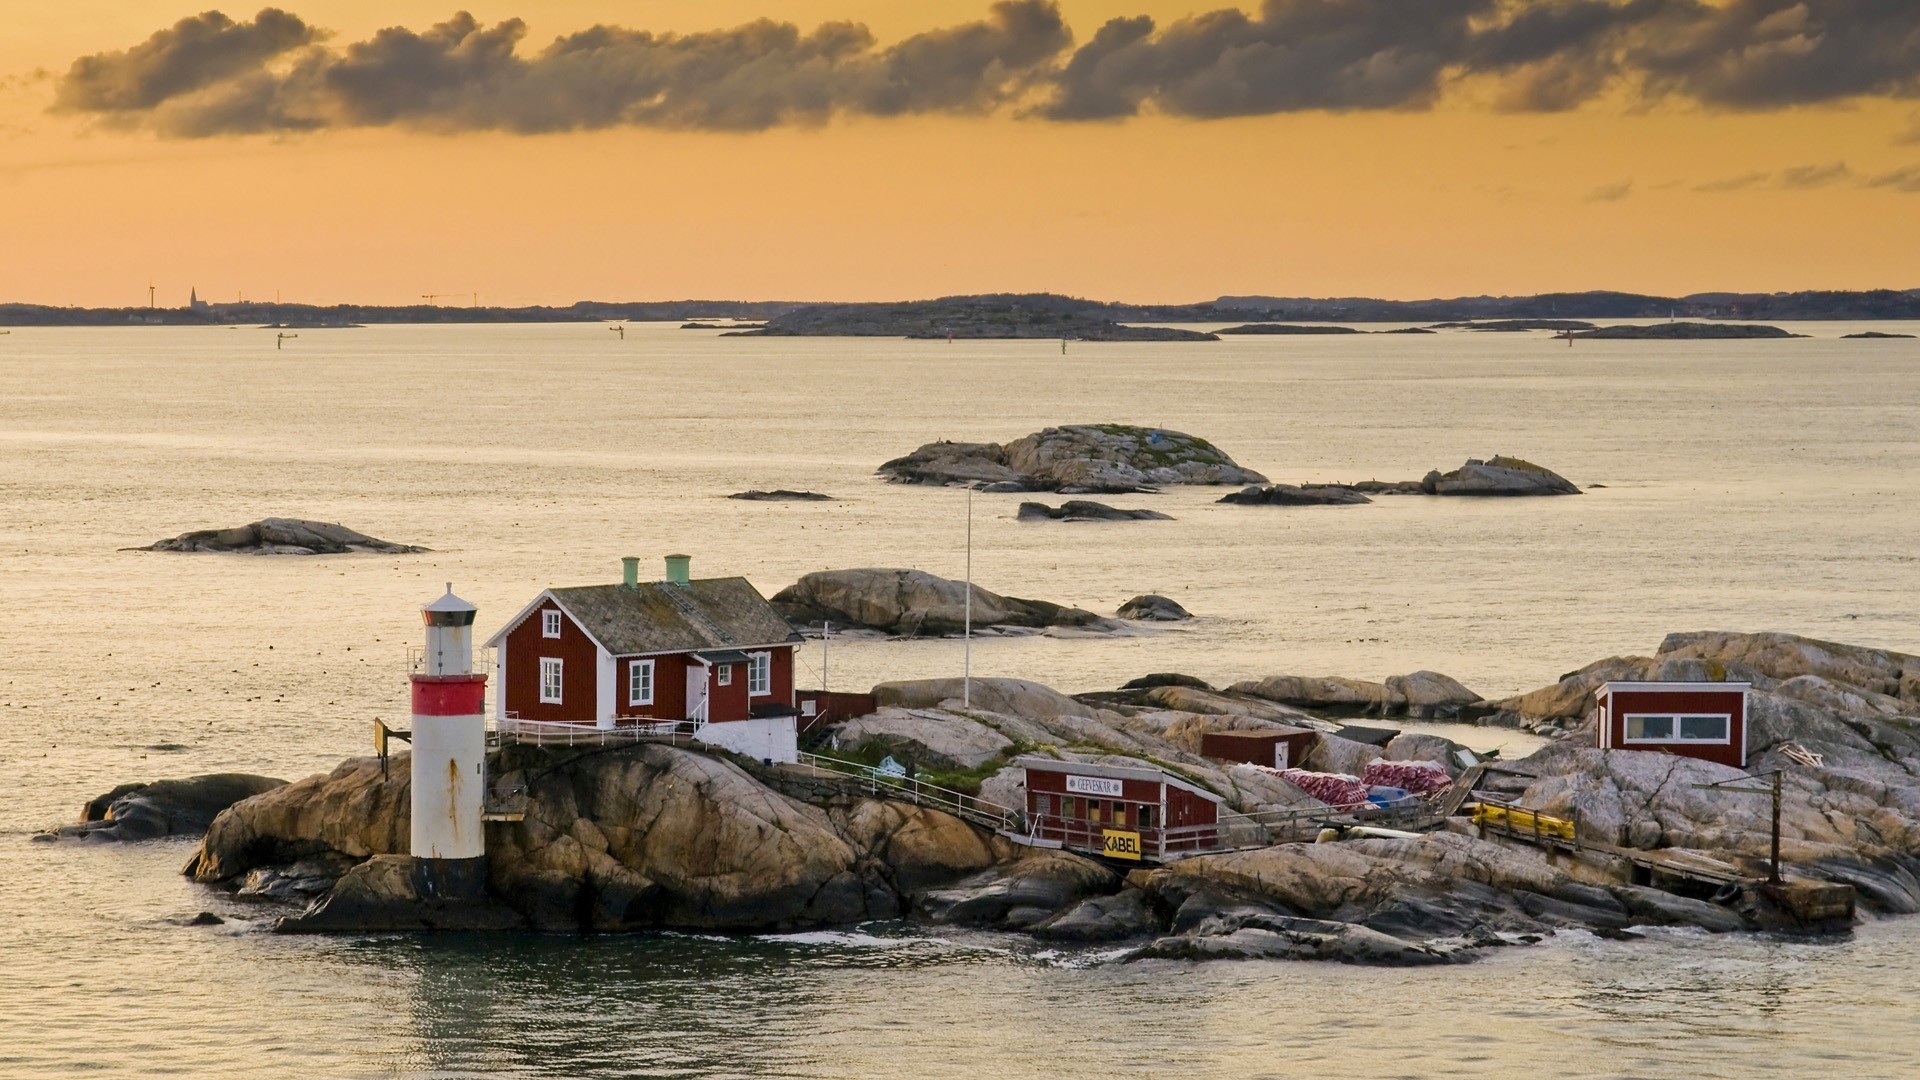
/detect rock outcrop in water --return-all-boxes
[770,568,1123,636]
[1219,483,1372,506]
[1222,458,1580,503]
[43,774,286,842]
[878,425,1266,493]
[727,489,833,501]
[1115,594,1192,621]
[1215,324,1363,335]
[1421,457,1580,496]
[1016,500,1173,521]
[134,518,426,554]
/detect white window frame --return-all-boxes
[539,657,564,704]
[1623,712,1730,745]
[542,609,562,638]
[747,651,771,696]
[628,659,654,707]
[716,664,733,687]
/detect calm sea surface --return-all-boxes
[3,322,1919,1077]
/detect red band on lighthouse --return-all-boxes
[411,674,487,716]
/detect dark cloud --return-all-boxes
[1629,0,1920,108]
[1043,0,1920,119]
[1866,165,1920,192]
[1693,163,1855,193]
[54,2,1069,135]
[48,1,1920,136]
[54,8,317,113]
[1039,0,1491,120]
[1778,161,1852,188]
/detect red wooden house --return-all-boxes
[1595,681,1750,768]
[486,555,803,762]
[1017,757,1226,863]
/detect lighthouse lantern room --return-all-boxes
[410,584,489,898]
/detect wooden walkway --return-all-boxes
[1475,813,1751,887]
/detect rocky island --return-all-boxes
[770,568,1123,636]
[1016,500,1173,521]
[879,424,1266,493]
[728,490,834,501]
[1223,458,1580,504]
[1575,322,1803,339]
[1215,324,1364,335]
[724,294,1218,342]
[132,518,428,554]
[97,629,1920,961]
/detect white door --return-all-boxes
[686,663,710,725]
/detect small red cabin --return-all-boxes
[1018,757,1225,863]
[1595,681,1749,768]
[1201,727,1319,771]
[485,556,803,762]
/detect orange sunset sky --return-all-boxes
[2,1,1917,307]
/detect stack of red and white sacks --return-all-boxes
[1272,768,1371,808]
[1362,759,1453,796]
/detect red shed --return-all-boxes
[1018,757,1225,863]
[1595,681,1750,768]
[1201,727,1319,771]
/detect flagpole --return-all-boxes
[964,486,972,709]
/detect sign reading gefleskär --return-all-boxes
[1066,775,1125,797]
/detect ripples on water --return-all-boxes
[3,324,1919,1076]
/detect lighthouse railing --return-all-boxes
[408,645,495,679]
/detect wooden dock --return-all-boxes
[1472,806,1749,887]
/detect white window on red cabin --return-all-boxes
[539,657,563,704]
[748,652,771,696]
[628,659,654,706]
[542,609,562,638]
[1625,713,1730,743]
[716,664,732,687]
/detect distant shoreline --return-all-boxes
[4,288,1919,328]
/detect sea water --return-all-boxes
[3,322,1918,1077]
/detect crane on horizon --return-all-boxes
[421,293,455,305]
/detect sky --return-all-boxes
[2,1,1918,307]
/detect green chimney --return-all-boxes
[664,554,691,586]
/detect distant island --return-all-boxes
[1574,322,1803,340]
[723,295,1219,341]
[4,288,1919,329]
[1216,324,1363,335]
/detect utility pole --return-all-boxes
[963,486,972,709]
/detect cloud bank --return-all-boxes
[51,1,1920,136]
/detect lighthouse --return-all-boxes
[410,584,489,899]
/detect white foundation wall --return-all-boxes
[695,716,798,764]
[410,713,487,860]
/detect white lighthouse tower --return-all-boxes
[410,584,489,898]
